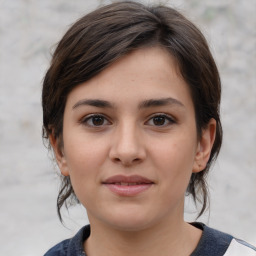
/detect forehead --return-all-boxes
[92,47,181,87]
[65,47,193,111]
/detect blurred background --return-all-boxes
[0,0,255,255]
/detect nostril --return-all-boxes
[109,141,146,165]
[114,157,121,162]
[113,157,142,166]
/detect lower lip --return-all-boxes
[104,184,153,196]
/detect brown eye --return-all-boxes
[153,116,166,126]
[91,115,105,126]
[82,114,110,127]
[146,114,175,127]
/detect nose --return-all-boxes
[109,121,146,166]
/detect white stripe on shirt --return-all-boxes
[224,239,256,256]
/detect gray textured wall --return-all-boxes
[0,0,255,255]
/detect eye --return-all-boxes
[146,114,175,127]
[81,114,111,127]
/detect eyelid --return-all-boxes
[145,113,176,126]
[80,113,112,127]
[79,112,176,128]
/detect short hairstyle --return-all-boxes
[42,1,222,221]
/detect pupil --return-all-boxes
[153,116,165,126]
[92,116,104,126]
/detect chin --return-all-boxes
[103,209,157,232]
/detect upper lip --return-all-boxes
[102,175,154,184]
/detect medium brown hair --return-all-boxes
[42,1,222,221]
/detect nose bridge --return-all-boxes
[118,120,138,149]
[109,118,145,165]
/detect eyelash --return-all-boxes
[146,114,176,127]
[80,113,176,128]
[80,114,111,127]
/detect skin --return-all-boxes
[51,47,216,256]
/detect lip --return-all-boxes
[102,175,154,196]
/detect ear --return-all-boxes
[193,118,216,173]
[49,134,69,176]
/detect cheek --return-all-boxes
[63,135,109,185]
[63,144,105,206]
[153,135,196,167]
[150,134,197,187]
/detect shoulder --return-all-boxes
[44,225,90,256]
[223,238,256,256]
[44,239,70,256]
[191,222,256,256]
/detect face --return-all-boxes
[53,47,214,232]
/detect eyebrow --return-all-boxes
[138,97,184,109]
[72,97,184,110]
[72,99,114,109]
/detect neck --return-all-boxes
[84,215,202,256]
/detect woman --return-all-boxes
[42,1,255,255]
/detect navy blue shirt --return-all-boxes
[44,223,256,256]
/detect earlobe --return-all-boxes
[49,134,69,176]
[193,118,216,173]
